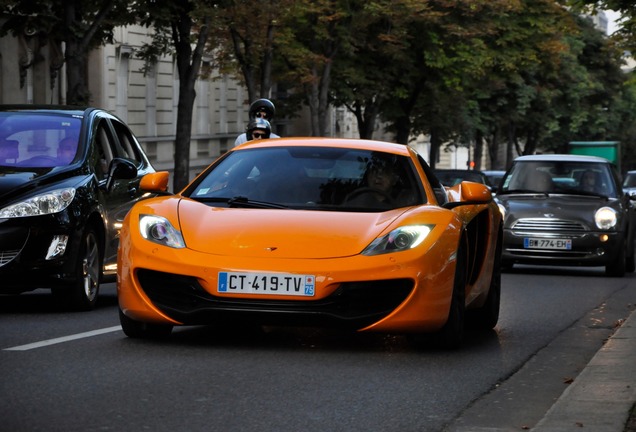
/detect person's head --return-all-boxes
[581,170,599,192]
[249,99,276,121]
[246,118,271,141]
[57,137,78,164]
[366,164,398,192]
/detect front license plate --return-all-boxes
[218,272,316,296]
[523,238,572,250]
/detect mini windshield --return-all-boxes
[0,113,82,168]
[186,146,424,211]
[501,161,617,198]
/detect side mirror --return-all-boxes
[443,181,493,209]
[140,171,170,193]
[460,181,492,202]
[104,158,137,191]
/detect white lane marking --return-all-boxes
[3,325,122,351]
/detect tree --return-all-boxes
[274,0,359,136]
[135,0,215,191]
[0,0,136,105]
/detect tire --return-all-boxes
[606,239,626,277]
[626,239,635,273]
[119,308,173,339]
[435,243,467,349]
[471,232,502,330]
[53,227,102,311]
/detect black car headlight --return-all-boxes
[595,207,617,230]
[139,214,185,249]
[362,225,433,256]
[0,188,75,218]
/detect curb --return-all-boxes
[531,308,636,432]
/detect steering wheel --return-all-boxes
[345,187,393,204]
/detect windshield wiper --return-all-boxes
[225,195,289,209]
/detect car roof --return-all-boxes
[0,104,92,117]
[514,154,611,164]
[234,137,413,156]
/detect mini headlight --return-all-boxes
[0,188,75,218]
[594,206,617,230]
[139,214,185,248]
[362,225,433,256]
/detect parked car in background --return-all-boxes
[433,169,493,190]
[483,170,506,194]
[0,105,168,310]
[623,170,636,197]
[118,138,502,348]
[496,154,636,277]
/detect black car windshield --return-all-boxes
[501,160,617,198]
[186,146,424,211]
[0,113,82,168]
[434,170,489,187]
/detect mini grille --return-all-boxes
[0,250,20,267]
[512,218,587,232]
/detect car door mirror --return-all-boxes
[442,181,493,209]
[104,158,137,191]
[140,171,171,193]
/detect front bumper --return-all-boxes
[501,228,623,267]
[0,215,81,292]
[117,240,458,333]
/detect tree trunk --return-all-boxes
[171,14,210,191]
[429,128,441,169]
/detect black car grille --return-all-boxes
[136,269,414,329]
[511,218,587,232]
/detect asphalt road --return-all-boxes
[1,265,634,432]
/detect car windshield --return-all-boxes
[186,146,424,211]
[0,112,82,168]
[623,173,636,188]
[501,160,617,198]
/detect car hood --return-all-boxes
[496,193,619,225]
[0,166,83,205]
[0,167,62,202]
[177,198,407,259]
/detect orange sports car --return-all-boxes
[117,138,502,348]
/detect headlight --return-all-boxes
[595,207,617,229]
[362,225,433,256]
[139,214,185,248]
[0,188,75,218]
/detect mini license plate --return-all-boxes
[523,238,572,250]
[218,272,315,296]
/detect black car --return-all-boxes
[495,154,636,277]
[0,105,168,309]
[433,168,492,189]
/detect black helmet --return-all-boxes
[249,98,276,120]
[246,118,271,140]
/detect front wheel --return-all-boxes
[470,232,502,330]
[606,240,626,277]
[119,308,173,339]
[53,227,102,311]
[435,243,467,349]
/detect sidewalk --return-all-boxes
[532,308,636,432]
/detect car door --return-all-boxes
[96,115,156,275]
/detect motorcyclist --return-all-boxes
[234,98,280,146]
[246,118,271,141]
